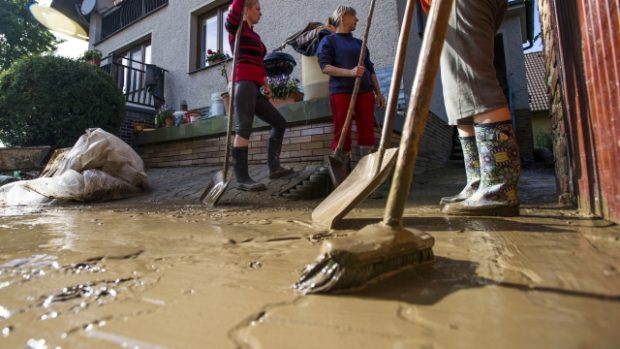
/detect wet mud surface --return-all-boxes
[1,165,619,348]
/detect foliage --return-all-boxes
[81,49,103,62]
[0,0,60,71]
[534,132,553,151]
[0,56,126,147]
[268,75,301,99]
[206,49,229,64]
[154,105,173,128]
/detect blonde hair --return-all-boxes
[246,0,259,8]
[331,6,356,27]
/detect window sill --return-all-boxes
[189,58,232,75]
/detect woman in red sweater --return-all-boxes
[225,0,292,191]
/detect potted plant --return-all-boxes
[132,118,145,133]
[81,49,103,65]
[268,76,303,107]
[155,107,174,128]
[206,49,229,66]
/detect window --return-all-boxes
[196,2,231,70]
[113,41,154,107]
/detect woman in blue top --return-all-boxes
[317,6,385,160]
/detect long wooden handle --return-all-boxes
[223,0,246,179]
[334,0,377,152]
[383,0,454,226]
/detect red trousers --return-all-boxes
[329,91,376,151]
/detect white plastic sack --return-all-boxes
[0,128,149,206]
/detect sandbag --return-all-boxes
[0,128,149,206]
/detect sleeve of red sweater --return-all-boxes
[225,0,243,35]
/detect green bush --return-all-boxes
[0,56,125,147]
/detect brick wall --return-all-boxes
[136,113,453,173]
[118,107,156,146]
[538,0,572,204]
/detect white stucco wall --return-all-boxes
[89,0,528,120]
[90,0,402,111]
[498,13,530,112]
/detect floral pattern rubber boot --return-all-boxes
[439,136,480,205]
[442,121,521,216]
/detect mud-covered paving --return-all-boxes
[1,167,619,349]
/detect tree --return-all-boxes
[0,56,126,148]
[0,0,60,71]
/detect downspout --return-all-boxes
[522,0,536,50]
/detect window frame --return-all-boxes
[195,2,232,70]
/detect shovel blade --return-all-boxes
[327,150,349,187]
[200,170,230,208]
[313,148,399,230]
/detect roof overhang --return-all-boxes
[30,0,89,40]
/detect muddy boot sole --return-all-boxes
[269,167,294,179]
[237,182,266,191]
[439,194,468,205]
[441,202,520,217]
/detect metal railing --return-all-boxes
[101,0,168,40]
[101,57,166,109]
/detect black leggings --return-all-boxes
[233,81,286,140]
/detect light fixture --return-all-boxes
[30,3,88,40]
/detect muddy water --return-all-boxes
[1,204,619,349]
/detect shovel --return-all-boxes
[327,0,378,187]
[294,0,454,294]
[312,0,418,230]
[200,0,246,207]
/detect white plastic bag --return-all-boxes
[0,128,149,206]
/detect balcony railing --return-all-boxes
[101,57,167,109]
[101,0,168,40]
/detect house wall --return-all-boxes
[136,110,452,174]
[538,0,620,223]
[91,0,403,111]
[89,0,531,178]
[499,8,534,162]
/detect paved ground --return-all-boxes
[117,160,560,211]
[2,162,619,349]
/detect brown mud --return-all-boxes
[1,165,619,348]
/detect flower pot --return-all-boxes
[208,58,224,66]
[188,112,201,123]
[221,92,231,116]
[301,55,329,100]
[132,120,145,133]
[270,91,304,108]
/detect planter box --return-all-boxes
[0,146,52,171]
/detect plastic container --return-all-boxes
[301,55,329,101]
[210,92,225,117]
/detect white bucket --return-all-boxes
[301,55,329,101]
[210,92,225,116]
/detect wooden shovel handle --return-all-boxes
[335,0,377,152]
[223,0,246,179]
[383,0,454,226]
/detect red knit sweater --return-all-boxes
[225,0,268,85]
[421,0,431,13]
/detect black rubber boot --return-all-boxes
[442,121,521,216]
[267,137,293,179]
[232,147,266,191]
[439,136,480,205]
